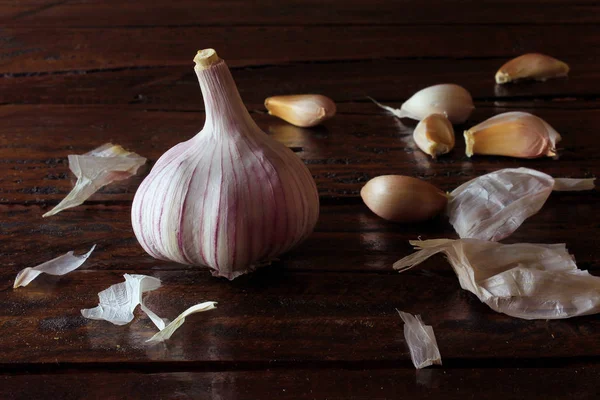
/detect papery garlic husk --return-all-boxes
[360,175,447,223]
[372,84,474,124]
[394,239,600,320]
[413,113,455,158]
[131,49,320,280]
[464,112,561,158]
[495,53,570,84]
[265,94,336,128]
[397,310,442,369]
[447,167,595,241]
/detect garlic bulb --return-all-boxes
[413,113,455,158]
[495,53,570,84]
[360,175,447,223]
[372,84,474,124]
[464,112,561,158]
[131,49,320,280]
[265,94,336,127]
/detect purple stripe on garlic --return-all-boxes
[132,49,319,280]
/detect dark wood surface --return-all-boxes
[1,1,599,399]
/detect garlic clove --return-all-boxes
[464,112,561,159]
[265,94,336,128]
[413,113,455,159]
[360,175,447,223]
[495,53,570,84]
[377,84,474,124]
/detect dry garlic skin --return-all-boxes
[495,53,570,84]
[464,112,561,159]
[413,113,455,158]
[401,84,474,124]
[360,175,447,223]
[132,49,319,280]
[265,94,336,127]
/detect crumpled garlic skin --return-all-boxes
[464,112,561,159]
[413,113,455,158]
[265,94,336,128]
[376,84,474,124]
[395,239,600,320]
[495,53,570,84]
[447,168,595,241]
[132,50,319,280]
[397,310,442,369]
[43,144,146,217]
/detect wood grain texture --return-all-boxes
[0,25,596,74]
[1,58,598,108]
[1,367,599,400]
[2,267,600,365]
[1,0,600,397]
[1,194,599,274]
[2,0,600,26]
[0,104,597,202]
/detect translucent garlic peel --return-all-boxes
[447,168,595,241]
[464,112,561,159]
[43,144,146,217]
[147,302,217,343]
[397,310,442,369]
[13,245,96,288]
[372,84,474,124]
[495,53,570,84]
[81,274,217,342]
[413,113,455,158]
[81,274,162,326]
[394,239,600,320]
[132,50,319,279]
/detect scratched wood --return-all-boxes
[0,104,597,203]
[1,58,599,108]
[0,26,597,74]
[2,0,600,26]
[1,368,599,400]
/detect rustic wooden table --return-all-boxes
[1,1,599,398]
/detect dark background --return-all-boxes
[0,1,599,399]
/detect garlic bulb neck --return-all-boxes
[194,52,257,137]
[132,49,320,280]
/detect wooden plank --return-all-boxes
[2,58,599,107]
[1,267,600,365]
[0,104,597,203]
[0,25,597,74]
[2,0,600,26]
[1,367,599,399]
[1,191,599,274]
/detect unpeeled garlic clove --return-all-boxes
[464,111,561,159]
[372,84,474,124]
[265,94,336,127]
[413,113,455,159]
[360,175,447,223]
[495,53,570,84]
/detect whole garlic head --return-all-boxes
[132,49,320,279]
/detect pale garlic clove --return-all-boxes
[265,94,336,128]
[360,175,448,223]
[382,84,474,124]
[464,111,561,159]
[495,53,570,84]
[413,113,455,159]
